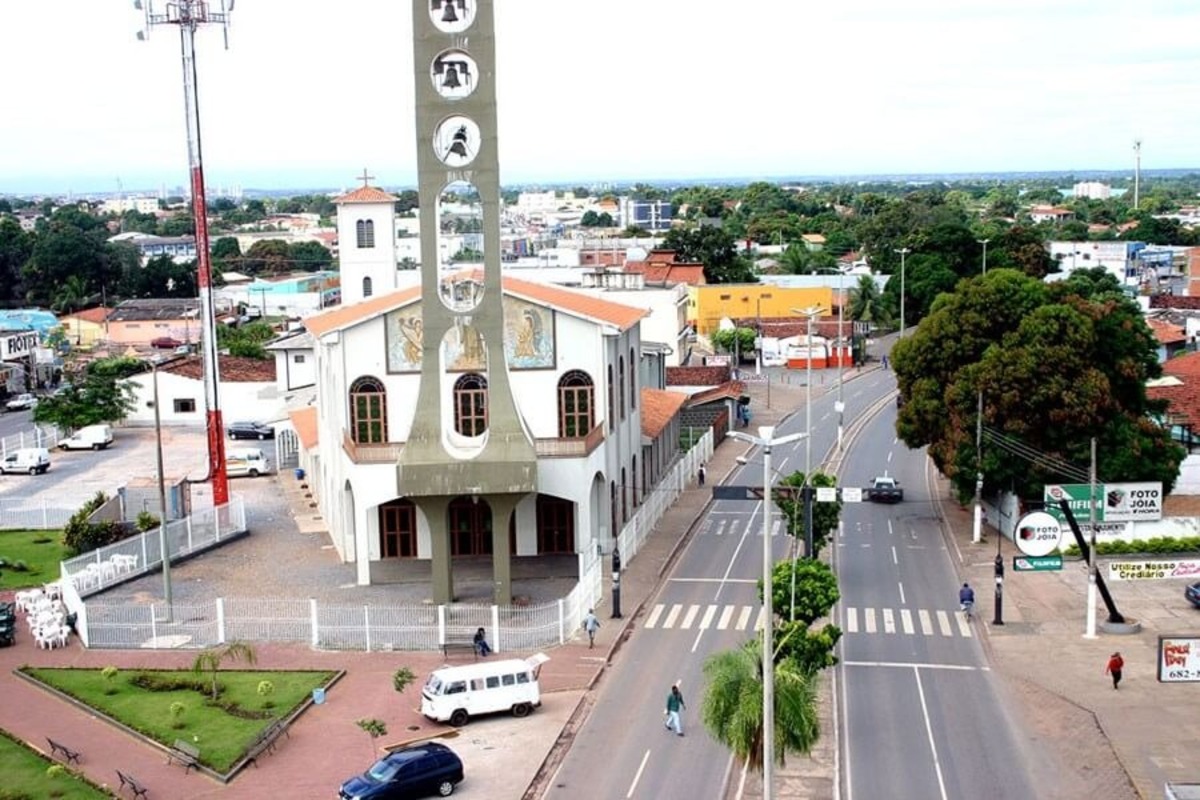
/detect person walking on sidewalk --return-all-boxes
[1106,651,1125,689]
[697,464,706,486]
[664,684,686,736]
[582,609,600,649]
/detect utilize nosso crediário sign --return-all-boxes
[1107,559,1200,582]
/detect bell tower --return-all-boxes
[401,0,537,604]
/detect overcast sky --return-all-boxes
[3,0,1198,195]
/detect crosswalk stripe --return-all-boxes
[918,609,933,635]
[936,610,953,636]
[699,604,718,631]
[736,606,753,631]
[845,607,859,633]
[883,608,896,634]
[680,605,700,629]
[754,606,767,631]
[956,612,973,638]
[900,609,914,635]
[717,606,734,630]
[644,605,664,629]
[714,520,727,536]
[663,604,683,629]
[865,608,877,634]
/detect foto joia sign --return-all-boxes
[1042,483,1163,524]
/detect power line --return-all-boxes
[981,425,1092,483]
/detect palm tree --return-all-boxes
[701,639,819,771]
[52,274,91,315]
[848,274,887,325]
[192,641,257,701]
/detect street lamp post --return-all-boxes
[755,297,763,376]
[791,305,824,483]
[894,247,910,338]
[727,425,807,800]
[836,271,846,451]
[978,238,990,275]
[150,362,173,622]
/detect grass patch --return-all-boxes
[22,667,336,774]
[0,529,66,590]
[0,727,112,799]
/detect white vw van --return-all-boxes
[0,447,51,475]
[225,447,271,478]
[421,653,548,727]
[58,424,114,451]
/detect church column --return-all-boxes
[488,494,521,606]
[419,496,454,604]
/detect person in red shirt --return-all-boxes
[1105,651,1124,689]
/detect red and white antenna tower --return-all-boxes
[135,0,232,505]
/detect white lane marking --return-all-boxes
[670,578,757,584]
[936,610,953,636]
[663,604,682,628]
[626,749,651,799]
[898,582,906,605]
[717,606,734,630]
[754,606,767,631]
[845,606,858,633]
[680,604,700,629]
[887,519,894,536]
[699,604,718,631]
[914,666,950,800]
[887,451,893,462]
[891,545,898,565]
[956,611,973,638]
[919,609,934,635]
[713,506,755,603]
[736,605,753,630]
[714,519,728,536]
[864,608,877,633]
[882,608,896,634]
[842,660,983,671]
[900,608,914,635]
[644,605,664,629]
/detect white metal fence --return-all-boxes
[0,497,76,530]
[0,422,63,458]
[80,551,603,652]
[617,430,714,563]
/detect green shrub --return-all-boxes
[169,701,186,729]
[1062,535,1200,557]
[136,512,160,533]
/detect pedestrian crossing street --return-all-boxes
[643,603,973,638]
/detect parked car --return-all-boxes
[1186,582,1200,609]
[338,742,464,799]
[227,421,275,440]
[4,393,38,412]
[0,447,51,475]
[150,336,183,349]
[58,424,114,451]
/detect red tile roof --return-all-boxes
[305,276,647,337]
[1147,317,1187,345]
[335,186,398,204]
[289,406,318,449]
[62,306,112,325]
[640,388,688,438]
[1162,351,1200,379]
[625,260,707,286]
[162,355,277,383]
[685,380,746,407]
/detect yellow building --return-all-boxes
[687,284,833,334]
[57,306,111,349]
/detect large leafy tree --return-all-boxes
[34,357,140,429]
[242,239,291,275]
[848,274,886,325]
[659,225,755,284]
[288,240,333,272]
[773,471,842,558]
[0,217,33,305]
[21,210,120,305]
[701,640,819,771]
[893,268,1184,502]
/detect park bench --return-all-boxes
[440,636,478,660]
[116,769,148,799]
[46,736,81,765]
[166,739,200,773]
[245,719,291,767]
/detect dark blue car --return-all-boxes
[1186,581,1200,609]
[339,742,464,799]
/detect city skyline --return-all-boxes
[2,0,1198,195]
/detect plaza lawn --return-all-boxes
[22,667,337,774]
[0,529,67,590]
[0,727,111,799]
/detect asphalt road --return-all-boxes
[545,366,894,800]
[0,407,39,444]
[835,381,1042,799]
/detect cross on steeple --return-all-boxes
[356,168,375,188]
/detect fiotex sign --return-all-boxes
[1043,482,1163,523]
[0,331,38,361]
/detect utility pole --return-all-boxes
[894,247,910,338]
[1133,139,1142,211]
[836,270,845,451]
[137,0,232,506]
[1085,437,1099,639]
[972,391,983,544]
[978,238,990,275]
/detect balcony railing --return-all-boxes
[535,423,605,458]
[342,432,406,464]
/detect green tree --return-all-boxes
[701,640,819,771]
[355,718,388,760]
[767,558,839,625]
[242,239,291,275]
[0,217,33,304]
[711,327,756,360]
[216,321,273,359]
[773,471,842,558]
[848,274,886,325]
[288,240,333,272]
[191,641,257,701]
[51,274,92,315]
[660,225,755,284]
[34,357,140,428]
[893,268,1184,502]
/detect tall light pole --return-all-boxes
[137,0,232,506]
[791,305,824,481]
[978,238,990,275]
[727,425,807,800]
[150,362,173,622]
[894,247,910,339]
[836,271,846,451]
[972,391,983,544]
[1133,139,1142,211]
